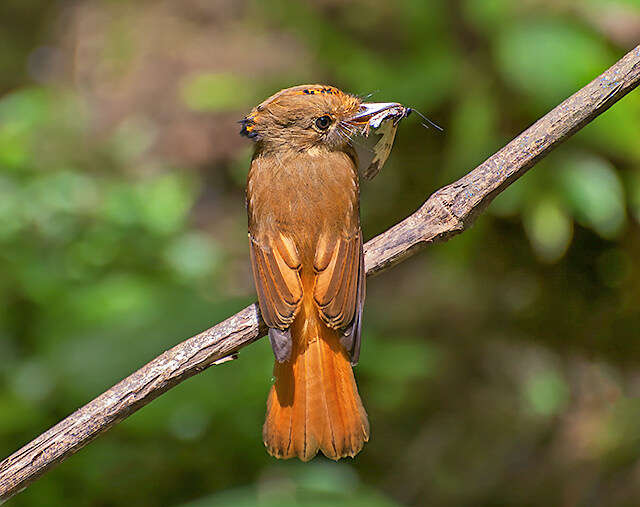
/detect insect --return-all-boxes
[349,102,441,179]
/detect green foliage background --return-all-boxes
[1,0,640,505]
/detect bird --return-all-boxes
[241,84,401,461]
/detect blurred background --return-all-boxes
[1,0,640,505]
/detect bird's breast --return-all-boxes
[247,148,360,260]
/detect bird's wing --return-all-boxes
[313,231,365,362]
[250,233,303,330]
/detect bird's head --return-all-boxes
[240,84,402,154]
[240,84,360,152]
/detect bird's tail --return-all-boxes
[263,304,369,461]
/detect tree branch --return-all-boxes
[2,45,639,502]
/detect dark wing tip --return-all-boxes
[269,327,292,363]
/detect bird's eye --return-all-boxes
[315,115,332,130]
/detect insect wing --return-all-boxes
[363,119,399,180]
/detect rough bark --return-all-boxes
[1,45,639,502]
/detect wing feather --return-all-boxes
[314,239,348,308]
[313,233,363,332]
[250,235,303,329]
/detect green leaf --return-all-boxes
[523,197,573,262]
[0,175,24,239]
[137,173,195,235]
[463,0,515,33]
[0,87,50,170]
[496,19,613,109]
[102,173,195,234]
[445,80,501,179]
[576,92,640,161]
[524,368,569,416]
[557,154,626,238]
[164,232,221,280]
[64,274,156,325]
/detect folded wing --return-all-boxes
[250,233,303,331]
[314,232,365,363]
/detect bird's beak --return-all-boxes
[348,102,405,125]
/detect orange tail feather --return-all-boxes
[263,308,369,461]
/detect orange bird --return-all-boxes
[241,84,402,461]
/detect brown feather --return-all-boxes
[250,236,302,329]
[315,234,361,329]
[263,301,369,461]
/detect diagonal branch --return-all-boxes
[1,45,639,502]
